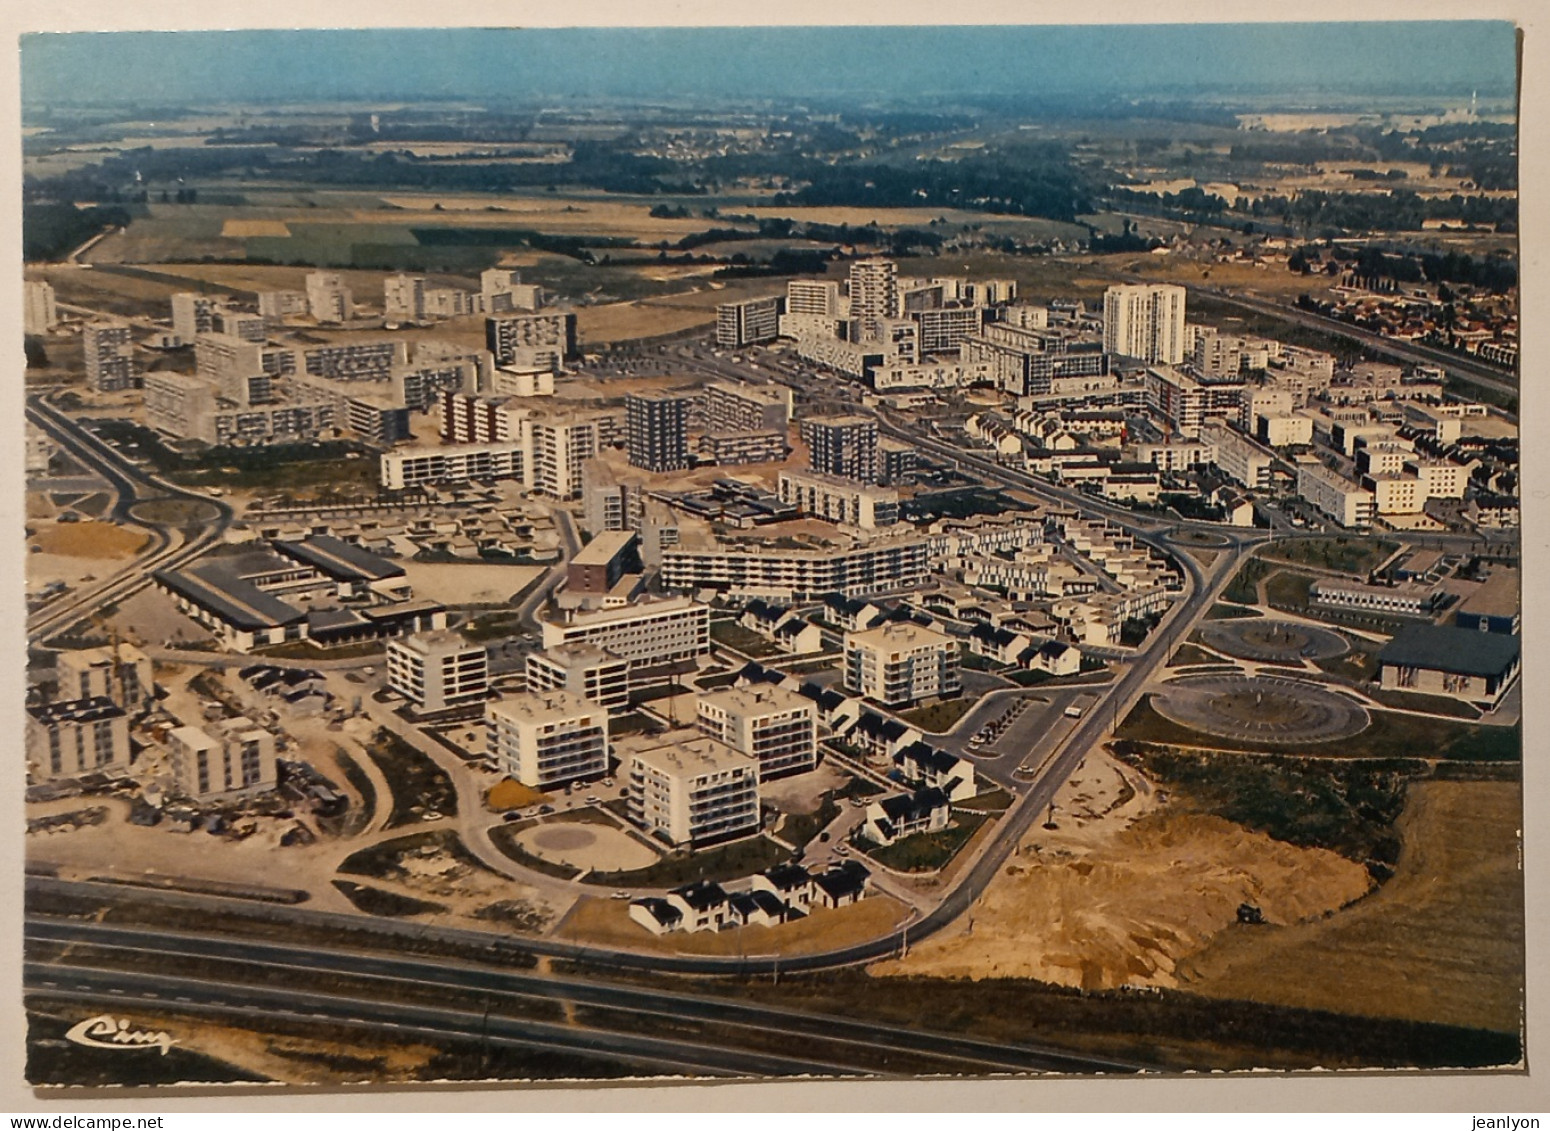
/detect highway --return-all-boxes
[27,392,233,644]
[25,917,1146,1075]
[24,961,858,1080]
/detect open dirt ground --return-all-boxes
[1173,780,1524,1034]
[397,562,545,606]
[872,749,1371,991]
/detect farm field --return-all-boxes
[1174,780,1524,1035]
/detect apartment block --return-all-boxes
[55,644,154,714]
[485,312,577,367]
[305,272,353,323]
[379,442,526,490]
[26,698,131,782]
[171,293,220,342]
[83,323,137,391]
[1297,463,1376,528]
[716,295,783,348]
[914,305,985,354]
[257,290,309,323]
[625,732,761,847]
[843,622,961,707]
[659,538,929,601]
[167,717,278,802]
[705,382,791,434]
[698,430,788,466]
[803,414,878,483]
[778,470,899,529]
[1199,422,1275,490]
[486,690,609,789]
[786,278,843,317]
[696,684,817,780]
[387,631,489,713]
[1146,366,1244,438]
[525,645,631,714]
[1103,283,1187,364]
[848,258,901,340]
[540,598,710,668]
[626,392,691,472]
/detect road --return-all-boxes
[25,916,1146,1075]
[25,961,854,1080]
[26,393,233,644]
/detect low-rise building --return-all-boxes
[1310,578,1443,619]
[1297,463,1375,528]
[861,786,951,846]
[1378,624,1520,706]
[167,716,278,802]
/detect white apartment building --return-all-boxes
[1298,463,1376,528]
[380,442,526,490]
[1258,414,1314,447]
[26,698,131,782]
[167,717,278,802]
[305,272,353,323]
[1367,474,1425,515]
[540,598,710,667]
[1146,365,1244,438]
[786,278,843,317]
[777,470,900,529]
[716,295,783,348]
[659,538,929,601]
[24,279,58,335]
[1408,459,1467,499]
[486,690,610,789]
[844,622,961,707]
[387,631,489,713]
[55,643,154,714]
[625,733,761,847]
[1104,284,1187,364]
[848,259,901,339]
[696,684,817,780]
[83,323,137,391]
[1200,422,1276,491]
[525,644,631,714]
[257,289,309,323]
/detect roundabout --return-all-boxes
[1197,618,1349,664]
[1152,674,1369,746]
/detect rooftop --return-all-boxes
[846,620,955,652]
[697,683,811,718]
[1378,624,1521,678]
[621,731,754,778]
[487,689,603,725]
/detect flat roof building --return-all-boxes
[844,621,961,707]
[696,684,818,780]
[387,631,489,714]
[486,690,609,788]
[524,644,631,714]
[623,731,761,847]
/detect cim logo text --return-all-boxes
[63,1015,176,1055]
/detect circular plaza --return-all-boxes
[1152,674,1369,746]
[1197,619,1350,664]
[514,821,659,872]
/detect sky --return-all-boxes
[19,22,1519,108]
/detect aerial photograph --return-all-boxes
[16,19,1525,1092]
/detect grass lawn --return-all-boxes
[709,620,782,659]
[585,834,793,888]
[776,792,842,849]
[857,812,988,873]
[956,788,1014,814]
[897,697,979,734]
[1364,689,1484,720]
[1263,570,1315,612]
[1223,558,1275,605]
[1205,603,1262,620]
[336,829,489,882]
[363,730,458,827]
[1312,638,1383,683]
[1168,643,1223,667]
[461,612,525,642]
[330,879,446,918]
[1175,780,1524,1035]
[1261,537,1400,577]
[1116,696,1520,763]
